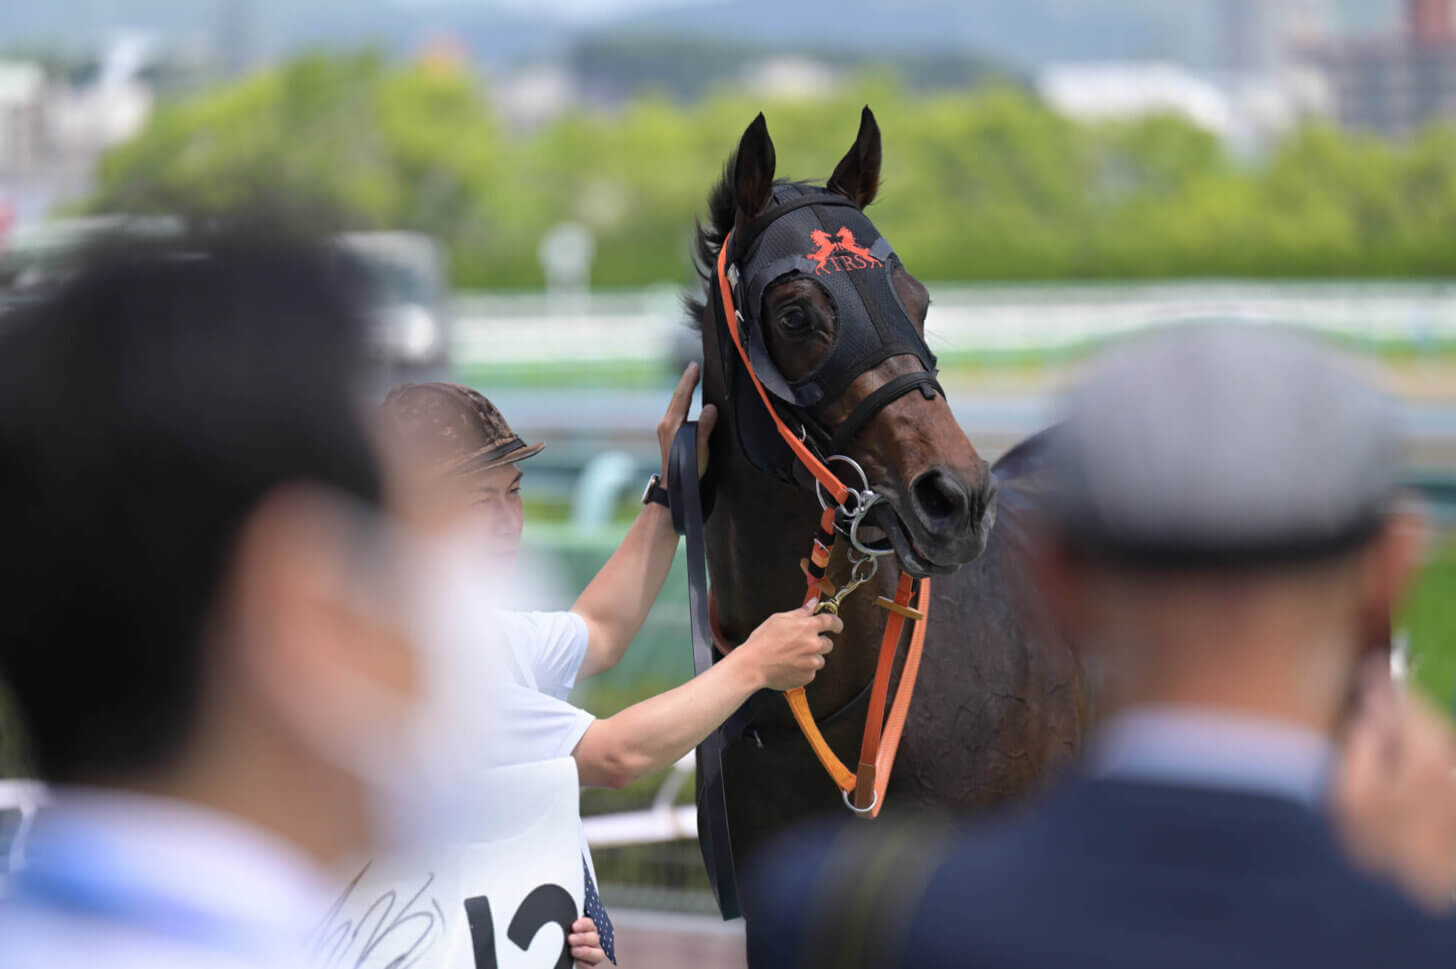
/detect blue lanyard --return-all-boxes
[9,856,283,963]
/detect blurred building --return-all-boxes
[1039,50,1332,155]
[0,34,165,231]
[494,64,577,128]
[1221,0,1336,76]
[0,63,45,175]
[1039,62,1236,135]
[1037,59,1330,154]
[1223,0,1280,75]
[46,33,157,154]
[1305,0,1456,137]
[418,34,471,78]
[740,56,840,100]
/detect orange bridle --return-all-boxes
[714,234,930,817]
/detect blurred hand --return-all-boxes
[657,363,719,482]
[1332,666,1456,914]
[738,602,843,691]
[568,916,606,967]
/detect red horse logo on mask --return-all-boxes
[806,227,883,275]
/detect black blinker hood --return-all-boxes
[713,184,941,485]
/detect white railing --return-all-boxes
[0,759,697,875]
[582,754,698,848]
[453,280,1456,368]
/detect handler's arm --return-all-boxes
[572,363,717,680]
[572,502,679,680]
[572,605,838,789]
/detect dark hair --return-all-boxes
[0,230,383,782]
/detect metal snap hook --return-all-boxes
[814,547,879,616]
[848,548,880,586]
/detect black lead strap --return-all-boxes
[667,420,741,920]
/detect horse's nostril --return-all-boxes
[911,468,967,526]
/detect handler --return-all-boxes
[381,364,839,965]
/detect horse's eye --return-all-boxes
[779,306,810,333]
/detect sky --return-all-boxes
[392,0,710,24]
[384,0,1404,33]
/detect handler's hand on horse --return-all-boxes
[739,601,843,692]
[658,362,718,481]
[1333,664,1456,914]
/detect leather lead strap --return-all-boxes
[870,578,932,816]
[854,572,914,809]
[667,421,741,919]
[784,563,930,818]
[785,506,860,793]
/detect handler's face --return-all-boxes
[465,464,525,568]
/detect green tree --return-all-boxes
[91,54,505,268]
[87,53,1456,287]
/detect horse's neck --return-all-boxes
[704,428,892,721]
[703,450,816,639]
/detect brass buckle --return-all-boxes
[873,596,926,622]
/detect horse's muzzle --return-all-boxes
[877,469,997,577]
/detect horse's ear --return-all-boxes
[733,113,776,220]
[827,105,882,208]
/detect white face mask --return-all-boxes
[284,514,508,857]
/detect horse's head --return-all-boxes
[698,108,996,576]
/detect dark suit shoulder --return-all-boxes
[744,815,958,969]
[745,779,1456,969]
[903,778,1456,969]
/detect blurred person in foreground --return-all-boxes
[0,234,471,969]
[745,323,1456,969]
[380,375,841,965]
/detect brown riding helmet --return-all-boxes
[380,382,544,477]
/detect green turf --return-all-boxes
[1404,537,1456,708]
[455,359,667,389]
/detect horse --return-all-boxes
[687,108,1093,888]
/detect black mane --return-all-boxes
[684,163,822,328]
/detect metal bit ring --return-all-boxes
[815,454,874,512]
[848,495,895,558]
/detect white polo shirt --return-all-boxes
[483,609,606,892]
[486,609,597,765]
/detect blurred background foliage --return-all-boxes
[1405,537,1456,707]
[87,52,1456,289]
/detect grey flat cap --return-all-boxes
[1049,322,1401,567]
